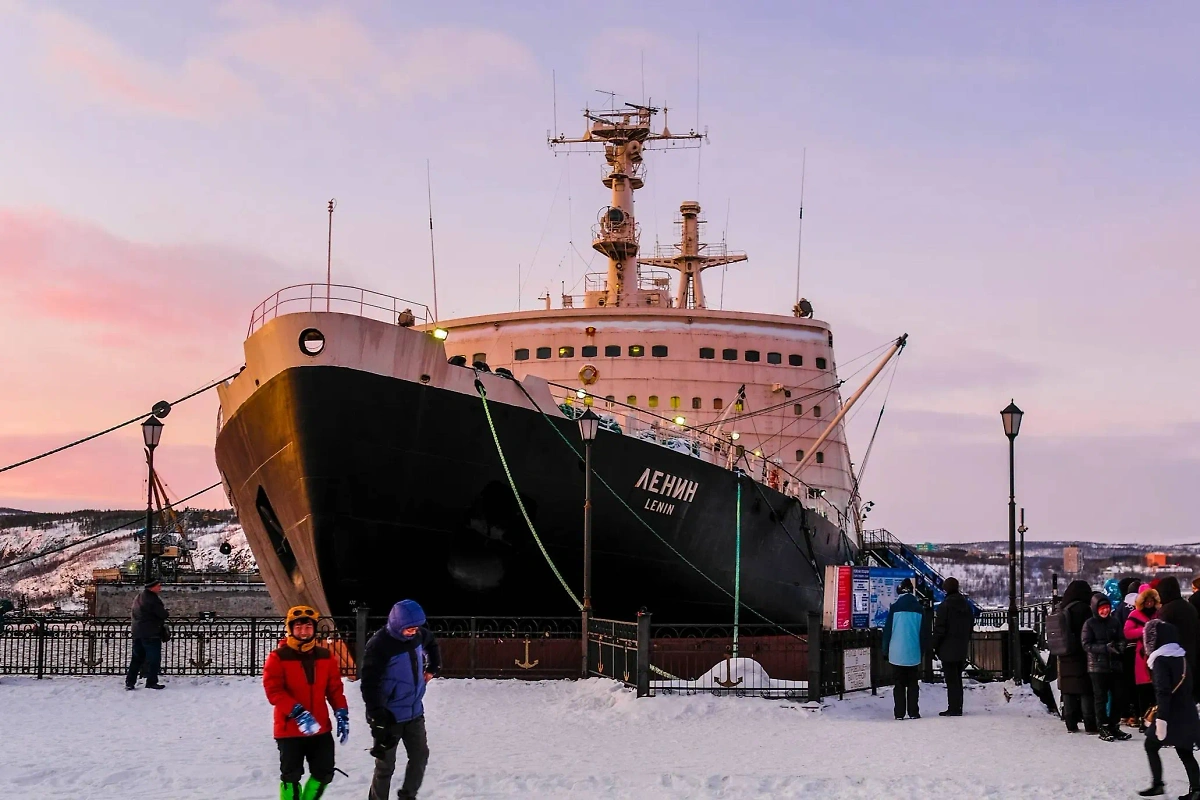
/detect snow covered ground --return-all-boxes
[0,675,1164,799]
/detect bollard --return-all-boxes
[354,605,368,681]
[636,608,652,698]
[807,612,822,702]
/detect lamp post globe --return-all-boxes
[1000,400,1022,684]
[578,408,600,442]
[141,415,164,584]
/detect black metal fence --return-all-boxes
[587,614,651,696]
[647,622,810,699]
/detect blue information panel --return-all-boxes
[863,567,917,629]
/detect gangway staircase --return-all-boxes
[858,529,981,616]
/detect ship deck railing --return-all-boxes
[546,382,809,502]
[247,283,435,337]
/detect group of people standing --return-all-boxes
[1055,575,1200,799]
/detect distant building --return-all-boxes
[1146,552,1168,568]
[1064,546,1083,575]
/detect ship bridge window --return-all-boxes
[670,396,681,409]
[652,345,668,357]
[722,348,737,361]
[816,452,825,464]
[699,347,715,359]
[629,345,645,357]
[582,345,598,358]
[536,347,551,359]
[514,348,530,361]
[795,449,805,461]
[789,354,803,366]
[559,346,574,358]
[605,395,615,406]
[648,395,659,408]
[472,352,487,364]
[767,352,782,365]
[713,398,723,410]
[813,405,822,417]
[745,350,760,362]
[816,357,827,369]
[692,397,702,409]
[605,345,621,357]
[793,404,803,416]
[627,395,637,405]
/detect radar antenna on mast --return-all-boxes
[549,98,704,308]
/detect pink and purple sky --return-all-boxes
[1,1,1197,542]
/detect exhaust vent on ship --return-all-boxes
[256,486,298,581]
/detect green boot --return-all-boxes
[299,777,329,800]
[279,782,302,800]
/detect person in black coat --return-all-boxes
[1155,577,1198,674]
[125,579,168,690]
[1081,592,1132,741]
[1057,579,1098,733]
[932,577,974,716]
[1139,620,1200,799]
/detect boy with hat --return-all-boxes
[263,605,350,800]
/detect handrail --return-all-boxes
[246,283,435,337]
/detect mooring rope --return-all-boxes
[474,379,582,611]
[505,376,803,640]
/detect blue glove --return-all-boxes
[288,703,320,736]
[335,708,350,745]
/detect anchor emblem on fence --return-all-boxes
[714,654,743,688]
[514,637,539,669]
[190,632,213,668]
[80,632,102,668]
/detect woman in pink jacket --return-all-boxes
[1125,587,1160,728]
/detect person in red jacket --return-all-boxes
[263,605,350,800]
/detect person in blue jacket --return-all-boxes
[361,599,441,800]
[883,578,930,720]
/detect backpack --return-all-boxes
[1046,601,1082,657]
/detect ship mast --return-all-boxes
[638,201,746,309]
[550,102,703,307]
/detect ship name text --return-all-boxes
[634,468,699,513]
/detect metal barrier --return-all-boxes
[587,614,650,696]
[648,622,809,699]
[246,283,434,337]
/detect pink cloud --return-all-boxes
[13,3,537,119]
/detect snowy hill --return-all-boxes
[0,509,254,611]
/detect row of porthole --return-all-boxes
[478,344,828,369]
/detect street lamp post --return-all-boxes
[141,416,164,584]
[1001,400,1024,684]
[578,408,600,678]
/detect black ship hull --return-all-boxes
[215,365,853,624]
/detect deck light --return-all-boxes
[673,416,686,426]
[432,328,449,341]
[730,431,740,440]
[576,389,587,399]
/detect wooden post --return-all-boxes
[354,606,368,681]
[636,609,652,698]
[807,612,822,702]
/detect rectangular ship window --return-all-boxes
[713,398,723,410]
[816,452,825,464]
[629,345,645,357]
[670,396,681,409]
[767,352,782,364]
[582,345,598,358]
[813,405,822,417]
[692,397,702,409]
[793,404,803,416]
[514,348,529,361]
[795,450,804,461]
[648,395,659,408]
[745,350,761,362]
[472,353,486,364]
[559,346,574,358]
[652,345,668,357]
[722,349,738,360]
[816,357,827,369]
[536,347,551,359]
[789,354,803,366]
[627,395,637,405]
[699,347,715,359]
[605,345,621,357]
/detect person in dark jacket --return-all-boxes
[1081,592,1133,741]
[262,605,349,800]
[932,576,973,716]
[1155,577,1198,679]
[1057,579,1099,733]
[361,599,441,800]
[125,579,168,690]
[882,578,930,720]
[1188,577,1200,619]
[1139,619,1200,799]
